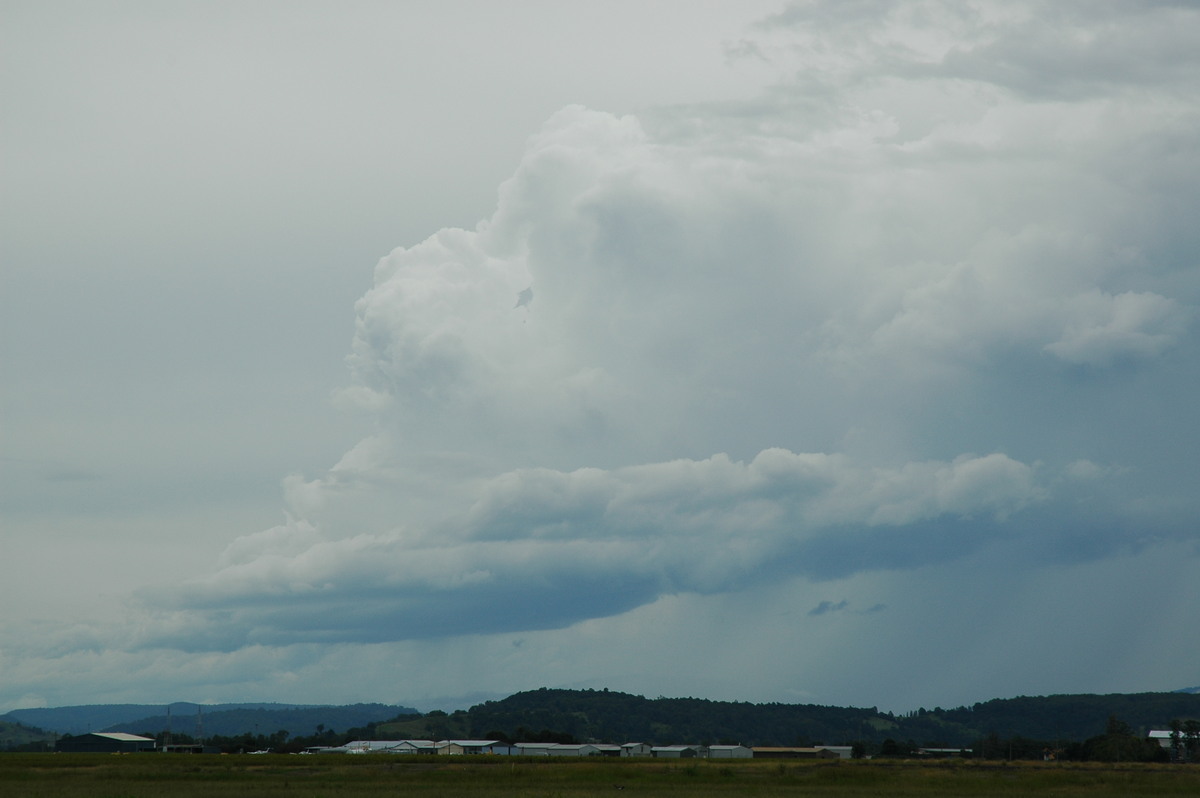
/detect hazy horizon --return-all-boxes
[7,685,1200,721]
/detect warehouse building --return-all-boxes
[55,732,155,753]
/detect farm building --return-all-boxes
[751,746,840,759]
[56,732,155,753]
[509,742,614,757]
[550,744,606,757]
[917,747,972,758]
[819,746,854,759]
[1149,730,1174,748]
[706,744,753,758]
[650,745,700,758]
[511,742,555,756]
[331,739,507,755]
[437,739,503,755]
[333,740,409,753]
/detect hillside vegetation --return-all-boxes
[460,688,1200,748]
[0,719,50,750]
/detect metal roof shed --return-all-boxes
[56,732,156,753]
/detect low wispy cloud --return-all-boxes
[136,449,1043,650]
[808,599,849,617]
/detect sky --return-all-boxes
[2,0,1198,716]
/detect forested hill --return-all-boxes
[464,689,1200,747]
[934,694,1200,742]
[467,689,884,747]
[0,718,51,749]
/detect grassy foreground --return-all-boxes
[1,754,1197,797]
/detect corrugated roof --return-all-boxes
[338,740,407,751]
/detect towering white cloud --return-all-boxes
[150,2,1199,656]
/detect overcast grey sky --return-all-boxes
[3,0,1198,714]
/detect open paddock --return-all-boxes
[1,753,1197,797]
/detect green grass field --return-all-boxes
[1,754,1197,797]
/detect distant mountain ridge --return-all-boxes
[104,703,417,739]
[1,702,415,737]
[3,703,295,736]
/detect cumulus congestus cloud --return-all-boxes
[134,0,1197,701]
